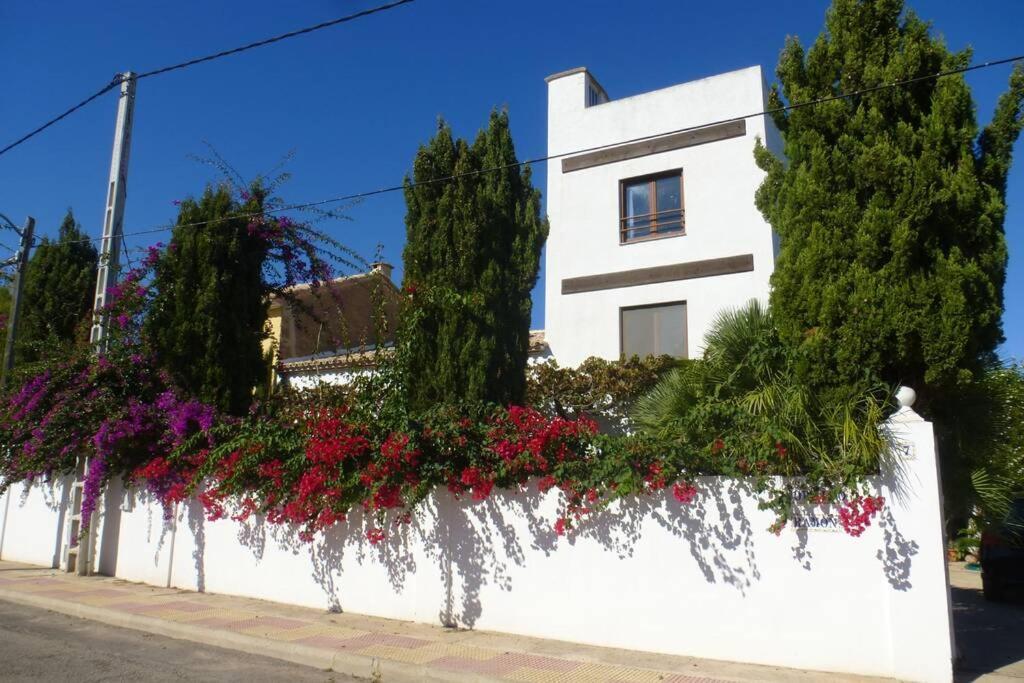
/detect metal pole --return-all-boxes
[67,71,136,576]
[1,217,36,388]
[90,72,136,350]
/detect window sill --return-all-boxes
[619,231,686,246]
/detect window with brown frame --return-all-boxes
[620,301,688,359]
[619,171,684,243]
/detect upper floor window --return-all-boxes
[620,171,684,243]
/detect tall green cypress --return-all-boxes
[754,0,1024,406]
[17,210,98,362]
[402,111,548,409]
[146,184,269,415]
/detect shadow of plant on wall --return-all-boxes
[876,507,919,591]
[186,500,206,593]
[189,479,915,629]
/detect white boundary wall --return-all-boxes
[1,406,954,682]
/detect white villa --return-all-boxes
[542,65,781,366]
[278,65,781,385]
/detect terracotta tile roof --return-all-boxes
[271,270,401,362]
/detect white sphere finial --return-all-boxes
[895,385,916,409]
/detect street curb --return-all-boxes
[0,585,499,682]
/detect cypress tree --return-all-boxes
[402,111,548,409]
[754,0,1024,406]
[146,184,269,415]
[17,210,98,361]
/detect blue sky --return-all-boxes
[1,0,1022,360]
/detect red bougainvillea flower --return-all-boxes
[672,481,698,505]
[366,528,386,545]
[554,517,568,536]
[537,475,557,493]
[774,441,788,458]
[838,495,885,537]
[711,438,725,454]
[644,462,667,490]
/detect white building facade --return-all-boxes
[543,65,782,366]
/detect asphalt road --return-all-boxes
[0,600,358,683]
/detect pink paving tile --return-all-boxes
[35,588,90,598]
[293,635,360,649]
[337,632,431,650]
[105,601,156,612]
[116,602,177,614]
[429,655,520,676]
[66,588,133,599]
[157,600,227,614]
[659,676,724,683]
[486,652,581,672]
[220,614,307,630]
[221,618,268,631]
[188,616,248,629]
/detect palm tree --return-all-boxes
[632,300,890,480]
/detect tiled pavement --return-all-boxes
[0,561,881,683]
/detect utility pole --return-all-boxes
[0,216,35,388]
[64,71,137,576]
[89,72,136,349]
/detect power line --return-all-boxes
[135,0,415,80]
[0,0,417,159]
[0,79,123,158]
[58,52,1024,247]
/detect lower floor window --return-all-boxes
[620,301,687,358]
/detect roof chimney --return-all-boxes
[370,262,394,281]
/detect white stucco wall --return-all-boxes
[0,409,954,681]
[0,477,70,568]
[545,66,780,366]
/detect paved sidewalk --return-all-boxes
[0,560,883,683]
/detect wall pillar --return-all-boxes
[880,388,955,682]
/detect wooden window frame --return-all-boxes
[619,300,688,360]
[619,170,685,244]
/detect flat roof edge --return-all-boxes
[545,67,588,83]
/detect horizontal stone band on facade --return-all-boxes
[560,119,747,173]
[561,253,754,295]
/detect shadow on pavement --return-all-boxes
[952,580,1024,681]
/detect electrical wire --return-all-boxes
[56,52,1024,247]
[0,78,123,158]
[0,0,416,158]
[134,0,415,80]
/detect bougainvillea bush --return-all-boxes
[0,187,895,544]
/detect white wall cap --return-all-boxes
[891,385,924,422]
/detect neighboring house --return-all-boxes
[265,263,402,388]
[542,65,781,366]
